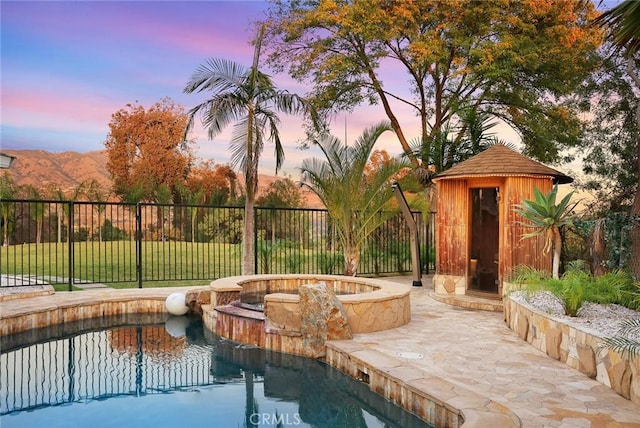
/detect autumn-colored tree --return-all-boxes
[186,161,238,206]
[256,177,302,208]
[264,0,602,179]
[179,162,238,243]
[105,98,193,204]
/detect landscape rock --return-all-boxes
[299,282,352,358]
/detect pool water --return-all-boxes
[1,315,430,428]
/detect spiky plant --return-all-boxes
[514,184,578,279]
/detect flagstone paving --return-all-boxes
[330,277,640,427]
[1,277,639,427]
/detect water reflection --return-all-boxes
[1,315,429,428]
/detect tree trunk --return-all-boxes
[2,222,9,246]
[552,227,562,279]
[343,245,360,276]
[630,179,640,281]
[57,206,63,244]
[627,57,640,281]
[591,218,607,276]
[242,196,255,275]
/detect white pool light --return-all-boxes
[165,292,189,316]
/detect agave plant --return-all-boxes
[514,184,578,279]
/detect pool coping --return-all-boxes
[0,284,520,427]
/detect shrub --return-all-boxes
[285,251,303,273]
[511,261,637,316]
[318,251,342,274]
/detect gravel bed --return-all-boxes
[509,290,640,341]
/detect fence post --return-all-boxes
[68,201,74,292]
[136,203,142,289]
[254,206,258,274]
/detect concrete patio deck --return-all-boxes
[1,276,639,427]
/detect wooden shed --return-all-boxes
[431,145,572,298]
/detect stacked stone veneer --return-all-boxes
[504,295,640,406]
[0,288,211,337]
[202,275,411,356]
[433,274,466,295]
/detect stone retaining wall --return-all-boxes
[204,274,411,356]
[0,287,210,337]
[504,295,640,406]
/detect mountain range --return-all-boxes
[1,149,323,208]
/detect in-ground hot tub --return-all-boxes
[202,274,412,356]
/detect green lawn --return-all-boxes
[1,240,242,288]
[1,239,417,289]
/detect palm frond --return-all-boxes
[184,58,247,94]
[593,0,640,56]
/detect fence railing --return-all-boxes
[0,324,218,415]
[0,199,435,289]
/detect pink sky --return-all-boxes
[1,1,404,175]
[2,0,576,178]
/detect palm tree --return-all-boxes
[594,0,640,282]
[84,179,109,243]
[601,318,640,361]
[594,0,640,55]
[300,121,408,276]
[514,185,577,279]
[184,26,314,275]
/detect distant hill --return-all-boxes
[1,149,324,209]
[2,149,111,192]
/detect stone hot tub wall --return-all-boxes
[202,275,412,356]
[504,295,640,406]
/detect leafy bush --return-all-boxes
[95,219,128,241]
[511,261,637,316]
[285,251,303,273]
[318,251,342,274]
[73,227,89,242]
[257,240,280,274]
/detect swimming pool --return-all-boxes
[1,314,430,428]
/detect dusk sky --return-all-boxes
[2,1,609,178]
[1,0,419,176]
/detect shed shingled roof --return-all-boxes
[433,144,573,184]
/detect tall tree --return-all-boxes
[84,179,109,243]
[184,26,314,275]
[186,161,238,206]
[0,172,17,246]
[255,177,302,208]
[24,185,44,244]
[263,0,601,179]
[300,121,408,275]
[105,97,193,203]
[594,0,640,280]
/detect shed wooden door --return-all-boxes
[469,188,499,293]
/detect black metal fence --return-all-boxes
[0,324,217,415]
[0,199,435,289]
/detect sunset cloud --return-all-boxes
[0,0,481,176]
